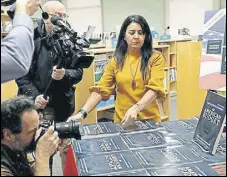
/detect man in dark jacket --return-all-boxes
[15,1,82,170]
[16,1,83,123]
[1,96,59,176]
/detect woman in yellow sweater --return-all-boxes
[68,15,166,125]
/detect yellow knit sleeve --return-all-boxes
[145,51,166,99]
[89,58,116,101]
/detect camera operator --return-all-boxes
[1,96,59,176]
[1,0,41,83]
[15,0,83,170]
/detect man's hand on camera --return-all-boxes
[35,95,49,109]
[66,113,83,122]
[35,126,60,159]
[16,0,41,16]
[52,65,65,80]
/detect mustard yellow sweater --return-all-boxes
[90,51,166,123]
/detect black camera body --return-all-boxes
[1,0,15,6]
[39,119,81,140]
[50,25,94,69]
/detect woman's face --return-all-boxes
[124,22,145,51]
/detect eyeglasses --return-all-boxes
[49,12,69,19]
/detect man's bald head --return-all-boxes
[42,1,67,32]
[43,0,66,15]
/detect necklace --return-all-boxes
[129,59,140,91]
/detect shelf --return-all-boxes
[86,48,115,54]
[158,38,192,43]
[170,66,176,69]
[169,91,177,97]
[170,52,176,55]
[97,104,115,112]
[164,67,169,70]
[170,80,177,83]
[153,45,169,49]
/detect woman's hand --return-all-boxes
[121,104,140,126]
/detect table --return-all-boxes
[63,133,226,176]
[64,145,226,176]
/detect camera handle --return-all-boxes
[43,40,64,100]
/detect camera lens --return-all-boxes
[55,121,81,139]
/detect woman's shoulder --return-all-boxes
[151,50,163,58]
[149,50,164,64]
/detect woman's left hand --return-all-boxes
[121,105,139,126]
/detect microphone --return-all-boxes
[39,5,49,20]
[50,16,77,37]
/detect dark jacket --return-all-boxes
[16,19,83,122]
[1,144,34,176]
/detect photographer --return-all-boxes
[1,0,41,83]
[1,96,59,176]
[15,0,83,170]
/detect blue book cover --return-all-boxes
[173,132,195,145]
[76,151,143,176]
[146,162,220,176]
[193,91,226,155]
[162,119,198,133]
[173,131,226,147]
[95,170,150,176]
[132,145,203,169]
[121,130,181,149]
[79,122,120,136]
[188,142,226,165]
[172,132,226,164]
[72,135,129,156]
[117,119,164,134]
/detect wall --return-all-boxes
[63,0,102,34]
[101,0,165,34]
[221,0,226,8]
[166,0,225,37]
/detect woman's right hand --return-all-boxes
[66,112,83,122]
[35,126,60,159]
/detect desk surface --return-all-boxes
[64,122,226,176]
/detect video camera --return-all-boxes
[1,0,97,69]
[1,0,15,6]
[49,15,95,69]
[39,119,82,140]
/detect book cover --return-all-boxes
[76,151,143,176]
[193,91,226,155]
[146,162,220,176]
[94,59,108,82]
[188,143,226,165]
[162,119,198,133]
[132,145,203,169]
[121,130,181,150]
[173,131,226,147]
[117,119,164,134]
[173,132,195,145]
[189,117,200,125]
[199,9,226,91]
[94,170,149,176]
[71,135,129,156]
[79,122,120,137]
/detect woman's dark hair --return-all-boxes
[114,15,153,80]
[1,96,37,139]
